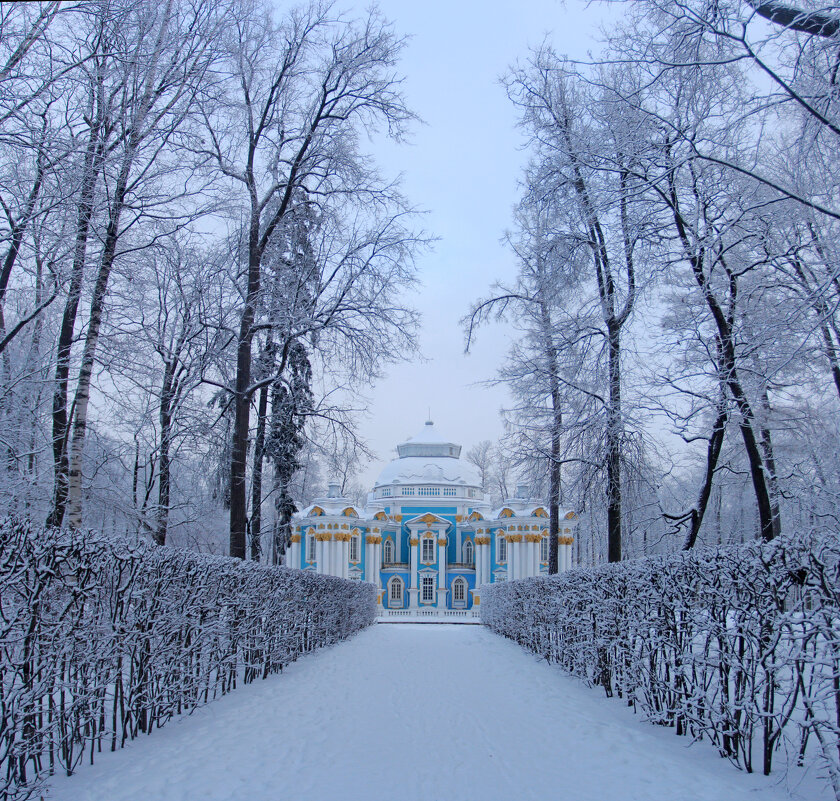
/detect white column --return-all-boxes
[365,539,373,582]
[437,536,447,608]
[507,536,516,580]
[531,539,539,577]
[315,537,324,574]
[342,539,349,579]
[559,536,567,572]
[288,537,299,569]
[475,541,483,586]
[409,536,419,608]
[375,540,382,588]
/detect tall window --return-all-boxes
[388,577,403,607]
[383,538,394,564]
[443,488,456,496]
[453,578,466,604]
[306,534,316,562]
[463,539,474,565]
[540,536,549,563]
[350,535,360,562]
[422,537,435,562]
[422,575,435,603]
[497,535,507,563]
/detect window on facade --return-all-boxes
[350,535,360,562]
[388,577,403,605]
[498,535,507,563]
[422,575,435,602]
[443,488,456,496]
[453,578,466,603]
[468,489,476,498]
[403,487,414,495]
[540,536,549,563]
[422,537,435,562]
[463,539,474,565]
[418,487,440,496]
[306,535,316,562]
[380,487,391,497]
[383,538,394,563]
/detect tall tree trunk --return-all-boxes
[230,211,261,559]
[65,157,132,529]
[47,109,103,528]
[682,383,728,549]
[155,360,175,546]
[541,301,562,574]
[606,323,622,562]
[249,381,269,561]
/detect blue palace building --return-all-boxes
[288,421,579,619]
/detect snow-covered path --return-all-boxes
[48,624,819,801]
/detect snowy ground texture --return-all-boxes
[48,624,827,801]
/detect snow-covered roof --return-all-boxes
[396,420,462,458]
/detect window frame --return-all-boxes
[421,536,436,563]
[388,576,404,607]
[349,534,360,563]
[497,534,507,563]
[421,575,435,603]
[463,539,474,565]
[306,533,316,562]
[383,537,394,564]
[540,535,549,563]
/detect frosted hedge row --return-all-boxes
[0,518,376,800]
[481,535,840,799]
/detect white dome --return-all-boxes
[374,455,482,488]
[373,420,482,490]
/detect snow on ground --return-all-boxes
[47,624,827,801]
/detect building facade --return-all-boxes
[288,421,578,617]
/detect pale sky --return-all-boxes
[350,0,608,487]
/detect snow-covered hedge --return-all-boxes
[0,518,375,800]
[482,535,840,799]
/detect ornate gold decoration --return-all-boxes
[341,523,349,530]
[310,506,324,516]
[475,536,491,545]
[315,532,332,542]
[517,525,523,531]
[473,596,480,606]
[366,535,382,544]
[342,507,358,517]
[374,511,388,521]
[419,513,438,524]
[468,511,483,521]
[564,528,571,534]
[507,534,523,543]
[499,508,514,518]
[393,514,403,522]
[534,507,548,518]
[290,534,301,543]
[564,511,577,520]
[437,538,447,546]
[409,538,419,546]
[455,514,463,522]
[317,523,325,529]
[524,534,541,543]
[336,532,353,542]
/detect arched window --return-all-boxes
[349,534,360,562]
[540,535,549,563]
[306,533,316,562]
[422,536,435,562]
[383,538,394,564]
[497,535,507,563]
[388,576,404,607]
[463,539,474,565]
[452,577,467,606]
